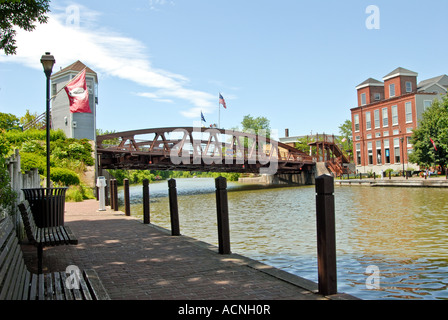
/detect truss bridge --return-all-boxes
[96,127,315,175]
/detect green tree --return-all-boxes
[0,129,16,215]
[409,95,448,168]
[0,112,20,130]
[0,0,51,55]
[337,119,353,158]
[295,136,315,155]
[20,109,44,129]
[241,114,271,137]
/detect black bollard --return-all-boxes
[168,179,180,236]
[124,179,130,216]
[315,175,337,296]
[110,179,115,210]
[105,183,110,207]
[113,179,118,212]
[215,177,231,255]
[143,179,150,224]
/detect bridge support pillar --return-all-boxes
[239,172,315,186]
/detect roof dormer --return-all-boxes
[383,67,418,99]
[356,78,384,106]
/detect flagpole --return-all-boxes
[218,93,221,129]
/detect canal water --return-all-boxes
[117,178,448,300]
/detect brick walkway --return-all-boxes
[21,199,356,300]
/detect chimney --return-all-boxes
[285,129,289,138]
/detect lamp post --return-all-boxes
[40,52,56,189]
[400,136,405,177]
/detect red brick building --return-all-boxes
[351,67,448,174]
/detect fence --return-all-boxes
[4,149,42,237]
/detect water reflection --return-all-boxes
[118,178,448,300]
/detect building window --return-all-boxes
[384,139,390,164]
[383,131,389,137]
[424,100,432,111]
[406,81,412,93]
[361,93,366,106]
[394,138,400,163]
[366,112,371,130]
[406,127,413,133]
[356,143,361,166]
[405,102,412,123]
[374,93,381,101]
[407,136,412,147]
[376,141,382,165]
[355,136,361,141]
[366,134,372,140]
[367,142,373,165]
[393,129,399,135]
[52,83,57,96]
[391,105,398,125]
[375,132,381,138]
[382,107,388,127]
[354,114,360,132]
[389,84,395,98]
[374,109,380,129]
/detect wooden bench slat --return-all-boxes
[59,272,74,300]
[21,271,31,300]
[64,226,79,245]
[10,258,27,300]
[57,227,70,244]
[29,274,38,300]
[0,240,22,300]
[44,272,53,300]
[83,269,111,300]
[78,273,93,300]
[53,272,64,300]
[38,273,45,300]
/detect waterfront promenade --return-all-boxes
[20,199,356,300]
[335,175,448,187]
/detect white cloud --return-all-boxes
[149,0,175,11]
[0,3,214,118]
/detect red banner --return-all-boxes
[65,69,91,113]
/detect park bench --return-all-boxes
[0,216,110,300]
[18,200,78,274]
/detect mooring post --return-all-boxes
[315,174,337,296]
[215,177,231,255]
[105,183,110,207]
[110,179,115,210]
[124,178,130,216]
[168,179,180,236]
[143,179,150,224]
[113,179,118,212]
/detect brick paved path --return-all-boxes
[21,199,355,300]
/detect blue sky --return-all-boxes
[1,0,448,138]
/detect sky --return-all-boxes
[1,0,448,138]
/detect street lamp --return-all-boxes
[400,136,405,177]
[40,52,56,189]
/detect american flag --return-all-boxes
[219,93,227,109]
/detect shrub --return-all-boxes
[50,168,80,186]
[20,152,46,174]
[65,184,95,202]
